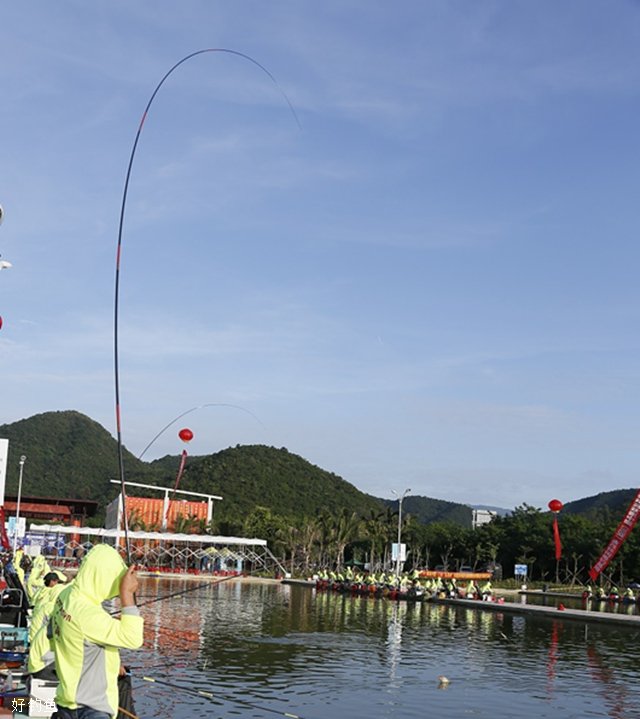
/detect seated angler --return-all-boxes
[29,571,69,643]
[26,554,53,604]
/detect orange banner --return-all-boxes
[419,570,491,580]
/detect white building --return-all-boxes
[472,509,497,529]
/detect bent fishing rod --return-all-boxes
[113,49,299,562]
[109,573,236,615]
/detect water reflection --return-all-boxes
[127,578,640,719]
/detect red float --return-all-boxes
[178,428,193,443]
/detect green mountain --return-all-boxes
[562,489,637,521]
[0,410,157,504]
[166,445,383,519]
[0,410,479,527]
[383,495,472,527]
[0,411,385,520]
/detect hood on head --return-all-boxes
[74,544,127,601]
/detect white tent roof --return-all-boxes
[29,523,266,547]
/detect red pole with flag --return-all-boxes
[548,499,563,561]
[164,428,194,529]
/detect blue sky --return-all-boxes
[2,1,640,510]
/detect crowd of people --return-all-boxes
[581,584,640,603]
[315,567,495,601]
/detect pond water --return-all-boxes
[128,578,640,719]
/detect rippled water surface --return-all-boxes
[127,578,640,719]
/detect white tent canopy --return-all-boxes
[29,523,267,546]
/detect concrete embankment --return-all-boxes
[434,595,640,627]
[519,589,585,600]
[280,578,316,587]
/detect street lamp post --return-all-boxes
[392,488,411,578]
[13,455,26,553]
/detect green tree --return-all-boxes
[243,506,287,549]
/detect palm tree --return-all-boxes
[315,510,334,567]
[275,523,300,574]
[381,506,399,570]
[127,508,147,532]
[299,517,321,573]
[333,509,360,569]
[174,513,199,534]
[363,510,390,571]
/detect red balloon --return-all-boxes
[0,316,3,330]
[548,499,563,513]
[178,427,193,443]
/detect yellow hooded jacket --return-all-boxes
[27,580,69,675]
[26,554,52,604]
[29,578,68,643]
[13,548,25,585]
[50,545,143,717]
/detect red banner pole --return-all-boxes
[163,450,189,530]
[553,515,562,561]
[589,490,640,582]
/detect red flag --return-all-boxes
[173,449,188,494]
[0,507,11,551]
[164,449,189,529]
[553,515,562,561]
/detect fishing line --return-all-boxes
[138,403,266,460]
[114,49,299,564]
[138,675,306,719]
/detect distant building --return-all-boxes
[106,495,210,533]
[472,509,497,529]
[3,494,99,555]
[3,494,98,526]
[105,480,222,533]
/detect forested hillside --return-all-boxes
[0,411,157,503]
[382,495,472,527]
[0,411,468,526]
[563,489,637,521]
[154,444,384,519]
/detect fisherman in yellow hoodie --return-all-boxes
[13,547,25,585]
[26,553,53,604]
[49,544,143,719]
[27,572,69,680]
[29,571,68,643]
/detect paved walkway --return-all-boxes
[434,595,640,627]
